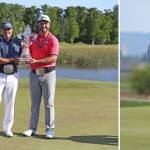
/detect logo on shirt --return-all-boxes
[13,43,20,53]
[13,43,19,47]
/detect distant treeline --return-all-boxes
[0,3,118,45]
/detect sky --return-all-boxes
[120,0,150,33]
[0,0,118,12]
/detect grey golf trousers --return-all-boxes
[28,70,56,131]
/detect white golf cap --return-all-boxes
[38,15,51,22]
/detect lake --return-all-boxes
[18,65,118,82]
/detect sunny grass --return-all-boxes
[0,78,118,150]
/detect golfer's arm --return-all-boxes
[35,55,57,64]
[0,58,15,64]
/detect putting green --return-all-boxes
[0,78,118,150]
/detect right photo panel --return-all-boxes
[120,0,150,149]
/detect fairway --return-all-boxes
[121,101,150,150]
[0,78,118,150]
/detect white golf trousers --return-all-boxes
[0,72,20,132]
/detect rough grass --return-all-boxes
[58,44,118,68]
[0,78,118,150]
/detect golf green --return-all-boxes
[0,78,118,150]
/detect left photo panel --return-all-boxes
[0,1,119,150]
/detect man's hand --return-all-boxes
[25,59,37,64]
[14,58,21,64]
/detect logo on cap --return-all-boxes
[38,15,50,22]
[1,21,12,29]
[41,16,46,19]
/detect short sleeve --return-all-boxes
[49,36,59,56]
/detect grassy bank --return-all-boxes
[58,43,118,68]
[0,78,118,150]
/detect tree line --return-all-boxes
[0,3,118,45]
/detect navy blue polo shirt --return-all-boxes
[0,36,22,65]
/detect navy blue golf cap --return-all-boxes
[1,21,12,29]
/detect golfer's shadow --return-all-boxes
[34,134,118,146]
[59,135,118,146]
[0,131,118,146]
[0,131,4,137]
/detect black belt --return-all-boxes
[32,66,55,74]
[0,64,18,74]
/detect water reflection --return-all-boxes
[18,65,118,82]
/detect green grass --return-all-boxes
[120,100,150,107]
[121,105,150,150]
[121,100,150,150]
[120,82,132,89]
[58,44,118,68]
[0,78,118,150]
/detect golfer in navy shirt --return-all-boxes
[0,21,22,137]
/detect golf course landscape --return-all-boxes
[0,78,118,150]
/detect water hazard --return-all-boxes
[18,65,118,82]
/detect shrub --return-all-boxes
[129,64,150,94]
